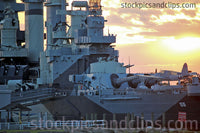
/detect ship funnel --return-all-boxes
[22,0,44,63]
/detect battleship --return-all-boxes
[0,0,200,131]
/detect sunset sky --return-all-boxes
[101,0,200,73]
[16,0,200,74]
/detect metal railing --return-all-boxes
[0,120,105,130]
[11,88,55,104]
[11,88,78,105]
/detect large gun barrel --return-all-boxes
[110,74,139,88]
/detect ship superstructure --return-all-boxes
[0,0,199,131]
[38,0,117,91]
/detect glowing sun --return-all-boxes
[163,37,200,52]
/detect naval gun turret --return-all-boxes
[69,57,141,92]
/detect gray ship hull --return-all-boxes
[27,93,200,130]
[29,92,186,121]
